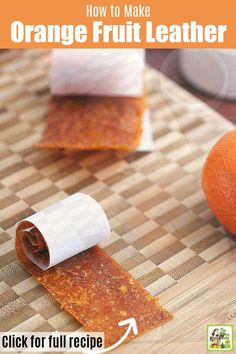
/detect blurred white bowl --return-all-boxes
[179,49,236,100]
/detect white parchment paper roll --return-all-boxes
[15,193,110,270]
[50,49,145,97]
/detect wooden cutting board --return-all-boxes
[0,50,235,354]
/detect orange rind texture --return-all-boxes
[16,222,172,347]
[202,130,236,235]
[36,95,145,151]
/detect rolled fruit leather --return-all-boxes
[15,192,172,346]
[37,49,152,151]
[15,193,110,270]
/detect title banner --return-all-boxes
[0,0,235,48]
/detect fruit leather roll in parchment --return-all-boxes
[15,193,172,347]
[50,49,145,97]
[16,193,110,270]
[38,49,153,151]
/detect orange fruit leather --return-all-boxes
[36,95,145,151]
[202,130,236,235]
[16,221,173,347]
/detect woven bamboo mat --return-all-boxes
[0,49,235,335]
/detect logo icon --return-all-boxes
[207,325,234,352]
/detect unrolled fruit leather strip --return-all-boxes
[15,193,172,346]
[16,231,172,346]
[36,95,145,151]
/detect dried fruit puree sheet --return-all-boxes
[37,49,149,152]
[15,193,172,347]
[37,95,145,151]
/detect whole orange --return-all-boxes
[202,131,236,235]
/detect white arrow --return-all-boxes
[82,317,138,353]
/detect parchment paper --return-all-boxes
[50,49,145,97]
[15,193,110,270]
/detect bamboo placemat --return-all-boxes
[0,49,235,335]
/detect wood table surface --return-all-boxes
[118,248,236,354]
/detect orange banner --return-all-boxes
[0,0,235,48]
